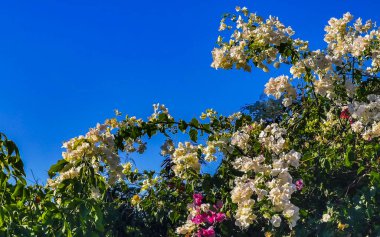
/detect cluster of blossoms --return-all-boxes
[49,103,176,189]
[140,176,161,192]
[171,142,201,179]
[117,104,173,155]
[230,175,258,228]
[160,139,175,156]
[289,50,343,99]
[230,123,301,229]
[200,109,218,121]
[307,13,379,100]
[176,193,226,237]
[124,137,147,154]
[212,7,380,117]
[200,109,242,124]
[171,139,222,179]
[48,122,125,188]
[291,12,379,99]
[258,123,287,154]
[231,125,252,152]
[325,96,380,142]
[148,103,173,122]
[324,13,378,65]
[211,6,307,73]
[264,75,297,107]
[290,49,334,79]
[200,141,218,162]
[47,165,83,189]
[344,94,380,140]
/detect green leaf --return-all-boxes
[370,171,380,184]
[48,159,69,178]
[189,129,198,142]
[0,207,4,227]
[190,118,199,127]
[202,124,211,132]
[178,120,188,132]
[79,203,90,218]
[63,221,73,237]
[11,181,24,199]
[357,166,365,175]
[158,113,168,121]
[93,206,104,232]
[344,145,354,167]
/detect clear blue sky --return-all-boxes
[1,0,379,182]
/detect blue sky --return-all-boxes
[1,0,379,182]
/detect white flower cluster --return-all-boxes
[228,112,243,122]
[47,165,83,189]
[267,145,301,228]
[288,48,348,100]
[259,123,287,154]
[290,13,379,102]
[349,94,380,124]
[160,139,175,156]
[324,13,375,60]
[148,103,172,121]
[314,74,338,99]
[234,196,257,228]
[171,142,201,179]
[91,187,102,199]
[171,139,222,178]
[231,124,301,229]
[230,176,258,228]
[232,155,266,174]
[211,6,304,73]
[231,126,251,151]
[348,94,380,140]
[309,13,380,100]
[124,115,143,127]
[201,141,217,162]
[264,75,297,107]
[48,123,125,188]
[124,137,147,154]
[213,8,380,120]
[290,50,334,79]
[176,221,196,235]
[141,176,160,192]
[200,109,218,120]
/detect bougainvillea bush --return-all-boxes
[1,6,380,237]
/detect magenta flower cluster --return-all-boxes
[191,193,226,237]
[295,179,304,191]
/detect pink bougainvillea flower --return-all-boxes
[205,211,226,224]
[206,212,216,224]
[193,193,203,206]
[295,179,304,191]
[191,214,205,225]
[215,212,226,222]
[201,226,215,237]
